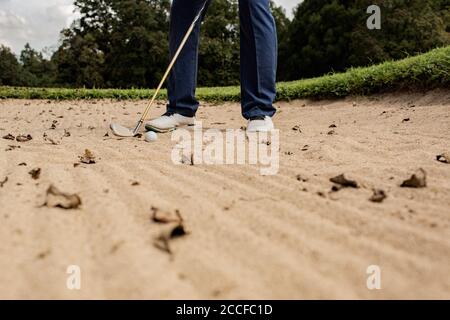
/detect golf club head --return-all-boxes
[110,123,136,137]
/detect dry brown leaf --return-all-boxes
[36,249,51,260]
[2,134,15,140]
[401,168,427,188]
[317,191,326,198]
[43,185,82,209]
[331,184,344,192]
[151,207,182,224]
[43,132,59,145]
[16,134,33,142]
[296,174,308,182]
[330,174,359,188]
[79,149,96,164]
[153,222,188,254]
[369,189,387,203]
[29,168,41,180]
[63,129,71,137]
[152,209,187,254]
[436,153,450,164]
[0,176,8,188]
[5,145,20,151]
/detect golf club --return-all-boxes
[110,1,208,137]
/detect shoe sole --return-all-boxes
[145,123,194,133]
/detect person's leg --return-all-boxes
[167,0,211,117]
[239,0,277,120]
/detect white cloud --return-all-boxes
[0,38,12,49]
[275,0,302,17]
[0,0,77,54]
[0,9,32,53]
[0,9,27,28]
[46,3,76,25]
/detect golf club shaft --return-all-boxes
[132,1,208,135]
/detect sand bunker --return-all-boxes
[0,90,449,299]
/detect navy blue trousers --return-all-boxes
[167,0,277,119]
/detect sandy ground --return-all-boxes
[0,90,449,300]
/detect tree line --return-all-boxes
[0,0,448,88]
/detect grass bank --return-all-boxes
[1,46,449,101]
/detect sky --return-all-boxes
[0,0,301,56]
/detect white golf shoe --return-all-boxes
[145,112,195,132]
[246,116,275,133]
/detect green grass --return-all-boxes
[1,46,449,101]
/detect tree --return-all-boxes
[53,0,289,88]
[284,0,357,79]
[0,45,21,86]
[285,0,450,80]
[19,43,56,87]
[52,28,105,87]
[271,1,292,81]
[348,0,450,66]
[105,0,171,88]
[198,0,290,86]
[5,0,449,88]
[198,0,240,86]
[53,0,170,88]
